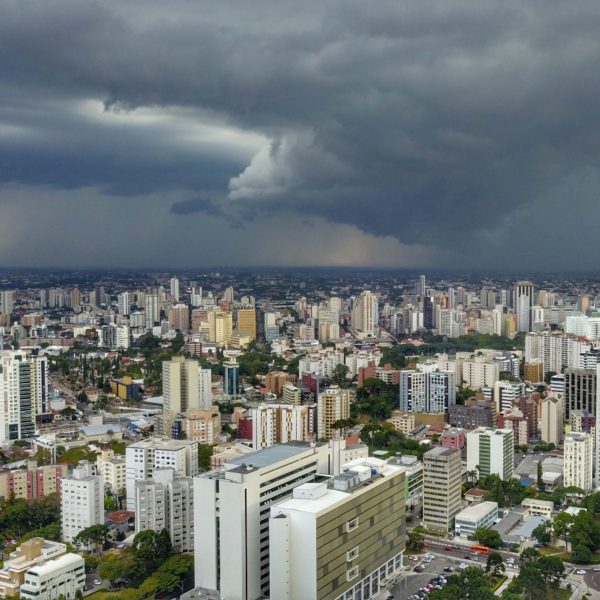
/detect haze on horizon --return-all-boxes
[1,0,600,271]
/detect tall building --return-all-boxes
[198,368,213,410]
[351,290,378,336]
[168,304,190,331]
[100,324,130,349]
[416,275,426,299]
[269,459,406,600]
[422,446,462,532]
[0,463,67,501]
[194,442,336,600]
[95,449,126,495]
[514,281,534,332]
[0,291,14,316]
[144,293,160,328]
[162,357,202,420]
[223,361,240,398]
[125,438,199,510]
[466,427,514,480]
[169,277,180,302]
[564,432,593,491]
[317,385,351,439]
[461,359,500,389]
[565,368,596,420]
[263,312,279,342]
[237,308,257,340]
[117,292,130,316]
[0,350,49,444]
[135,468,194,553]
[208,310,233,344]
[541,396,564,446]
[399,370,456,413]
[60,463,103,543]
[251,404,315,449]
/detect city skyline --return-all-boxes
[2,1,600,270]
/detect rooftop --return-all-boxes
[455,501,498,520]
[227,441,315,470]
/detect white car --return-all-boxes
[576,570,586,575]
[93,580,101,586]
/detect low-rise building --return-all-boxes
[19,553,85,600]
[387,412,415,435]
[521,498,554,520]
[454,501,499,539]
[96,449,126,495]
[0,462,68,501]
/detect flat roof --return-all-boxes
[26,553,83,576]
[227,441,315,470]
[455,501,498,521]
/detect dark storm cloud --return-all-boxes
[170,197,223,217]
[2,0,600,266]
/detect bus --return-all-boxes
[471,544,491,555]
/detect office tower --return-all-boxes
[190,286,203,308]
[317,385,350,439]
[135,468,194,553]
[422,446,462,532]
[194,442,336,600]
[565,368,596,420]
[447,287,455,310]
[0,350,49,444]
[223,286,235,303]
[399,370,456,413]
[466,427,514,480]
[416,275,426,299]
[162,357,202,415]
[269,459,406,600]
[264,311,279,342]
[514,281,534,332]
[564,432,593,491]
[168,303,190,331]
[223,360,240,398]
[351,290,378,336]
[169,277,180,302]
[237,308,257,340]
[117,292,130,316]
[198,367,212,410]
[251,404,315,449]
[69,287,81,308]
[125,438,199,511]
[0,291,14,316]
[144,293,160,328]
[208,310,233,344]
[423,296,434,330]
[39,289,48,308]
[100,324,130,349]
[60,463,103,543]
[541,397,564,446]
[95,450,126,495]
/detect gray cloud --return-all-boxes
[1,0,600,268]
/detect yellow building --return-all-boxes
[524,362,544,383]
[208,310,233,344]
[237,308,257,340]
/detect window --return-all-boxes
[346,517,359,533]
[346,546,359,562]
[347,566,359,581]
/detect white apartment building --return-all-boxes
[466,427,514,481]
[251,403,315,449]
[96,449,126,495]
[135,469,194,553]
[399,370,455,413]
[461,358,500,389]
[454,501,499,539]
[564,432,593,491]
[541,396,563,446]
[60,463,103,543]
[493,380,526,412]
[199,368,213,410]
[422,446,462,533]
[19,553,85,600]
[125,438,198,510]
[525,332,590,376]
[194,442,336,600]
[269,459,406,600]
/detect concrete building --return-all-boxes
[194,442,337,600]
[422,446,462,533]
[387,412,415,435]
[19,553,85,600]
[135,469,194,553]
[449,400,495,430]
[564,432,593,491]
[466,428,514,481]
[461,359,500,389]
[96,449,126,495]
[317,385,351,440]
[522,498,554,520]
[269,459,406,600]
[168,304,190,331]
[0,463,67,501]
[251,403,315,449]
[282,383,301,405]
[237,308,257,340]
[0,538,67,598]
[125,438,199,511]
[541,396,563,446]
[454,501,499,539]
[208,310,233,344]
[175,408,222,445]
[60,462,103,543]
[565,368,596,420]
[399,370,456,413]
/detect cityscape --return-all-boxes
[3,1,600,600]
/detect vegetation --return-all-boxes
[501,549,565,599]
[0,494,60,539]
[473,527,503,549]
[429,567,495,599]
[407,528,425,551]
[351,378,399,420]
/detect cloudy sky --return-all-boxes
[1,0,600,270]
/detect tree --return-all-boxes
[520,547,541,564]
[552,511,574,550]
[73,524,110,552]
[473,527,502,549]
[572,543,592,564]
[429,567,495,599]
[532,521,551,546]
[516,562,546,600]
[485,551,505,578]
[75,590,84,600]
[198,444,213,470]
[407,529,424,551]
[537,555,564,588]
[99,551,133,585]
[331,363,350,387]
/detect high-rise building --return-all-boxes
[208,310,233,344]
[173,408,221,444]
[251,404,315,449]
[193,442,337,600]
[0,463,67,501]
[263,312,279,342]
[144,293,160,328]
[100,324,130,349]
[168,304,189,331]
[170,277,180,302]
[399,370,456,413]
[541,397,563,446]
[564,432,593,491]
[514,281,534,332]
[565,368,596,420]
[117,292,130,316]
[237,308,257,340]
[269,459,406,600]
[162,357,202,418]
[95,450,126,496]
[416,275,426,299]
[60,463,103,543]
[466,427,514,480]
[223,361,240,398]
[422,446,462,532]
[317,385,351,439]
[135,468,194,553]
[125,438,199,511]
[461,358,500,389]
[0,291,14,316]
[351,290,378,336]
